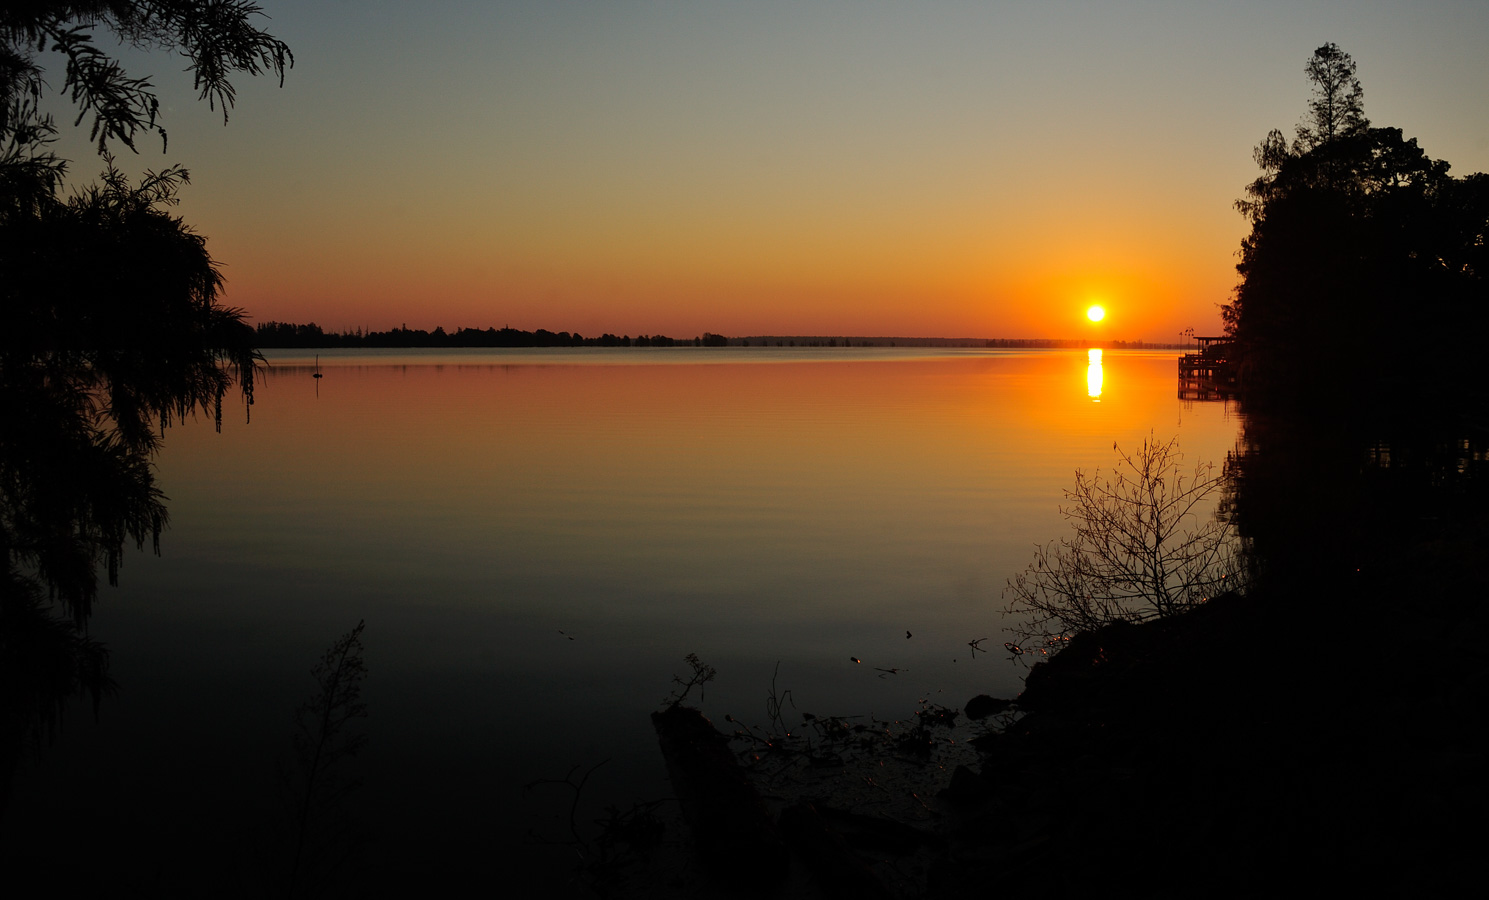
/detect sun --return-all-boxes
[1086,305,1106,323]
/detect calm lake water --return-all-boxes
[7,346,1238,891]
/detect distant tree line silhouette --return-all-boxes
[1224,43,1489,401]
[256,323,1175,351]
[255,322,723,349]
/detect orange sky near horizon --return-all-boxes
[40,2,1489,341]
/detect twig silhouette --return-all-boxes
[282,620,368,897]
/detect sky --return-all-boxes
[40,1,1489,340]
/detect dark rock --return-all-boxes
[964,694,1011,720]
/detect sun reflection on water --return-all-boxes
[1087,347,1103,400]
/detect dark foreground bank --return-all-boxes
[574,558,1488,898]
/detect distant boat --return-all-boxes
[313,355,323,379]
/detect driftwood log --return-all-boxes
[651,704,787,885]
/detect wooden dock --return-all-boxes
[1178,336,1236,401]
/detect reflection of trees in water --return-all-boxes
[1226,397,1489,610]
[1172,373,1489,894]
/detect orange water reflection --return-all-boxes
[1087,348,1104,400]
[232,352,1200,495]
[81,347,1237,894]
[164,350,1232,627]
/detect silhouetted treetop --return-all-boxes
[1298,42,1367,150]
[1239,44,1375,221]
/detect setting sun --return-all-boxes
[1087,305,1106,323]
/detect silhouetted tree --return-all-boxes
[1,1,290,808]
[1224,44,1489,399]
[3,0,289,603]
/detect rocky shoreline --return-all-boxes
[596,565,1488,897]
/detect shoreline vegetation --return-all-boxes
[253,321,1177,351]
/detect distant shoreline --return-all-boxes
[254,321,1180,351]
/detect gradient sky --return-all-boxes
[41,1,1489,339]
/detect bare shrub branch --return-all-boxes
[1003,435,1244,656]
